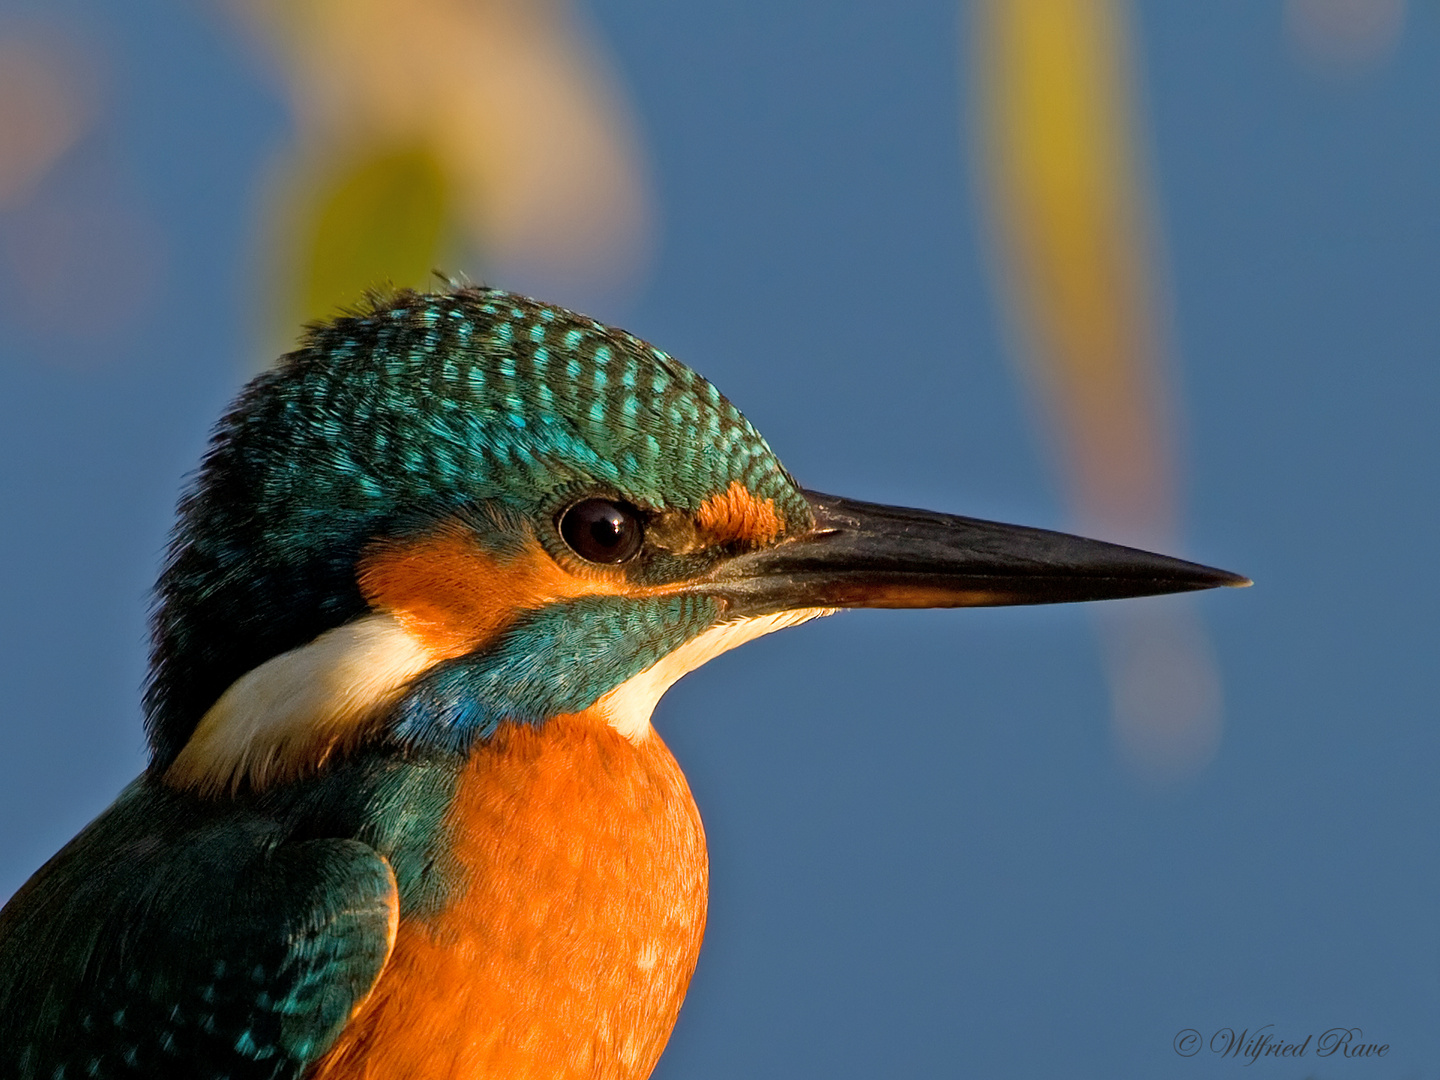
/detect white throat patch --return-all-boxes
[591,607,836,742]
[165,606,835,793]
[165,612,439,795]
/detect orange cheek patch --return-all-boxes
[695,481,784,547]
[358,527,665,660]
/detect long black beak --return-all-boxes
[709,490,1249,617]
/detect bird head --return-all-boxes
[150,287,1244,794]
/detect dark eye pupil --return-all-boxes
[559,498,643,563]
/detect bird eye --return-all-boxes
[558,498,644,564]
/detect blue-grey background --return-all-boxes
[1,2,1436,1077]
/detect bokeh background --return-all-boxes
[1,1,1436,1076]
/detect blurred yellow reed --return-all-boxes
[968,0,1222,782]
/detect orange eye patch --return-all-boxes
[360,485,783,662]
[358,526,669,660]
[694,481,784,548]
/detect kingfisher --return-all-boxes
[0,286,1245,1079]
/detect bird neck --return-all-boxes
[314,711,708,1080]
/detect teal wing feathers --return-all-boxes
[0,779,397,1079]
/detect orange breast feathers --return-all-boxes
[312,712,709,1080]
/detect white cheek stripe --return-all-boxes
[592,607,836,742]
[165,606,837,793]
[165,612,439,795]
